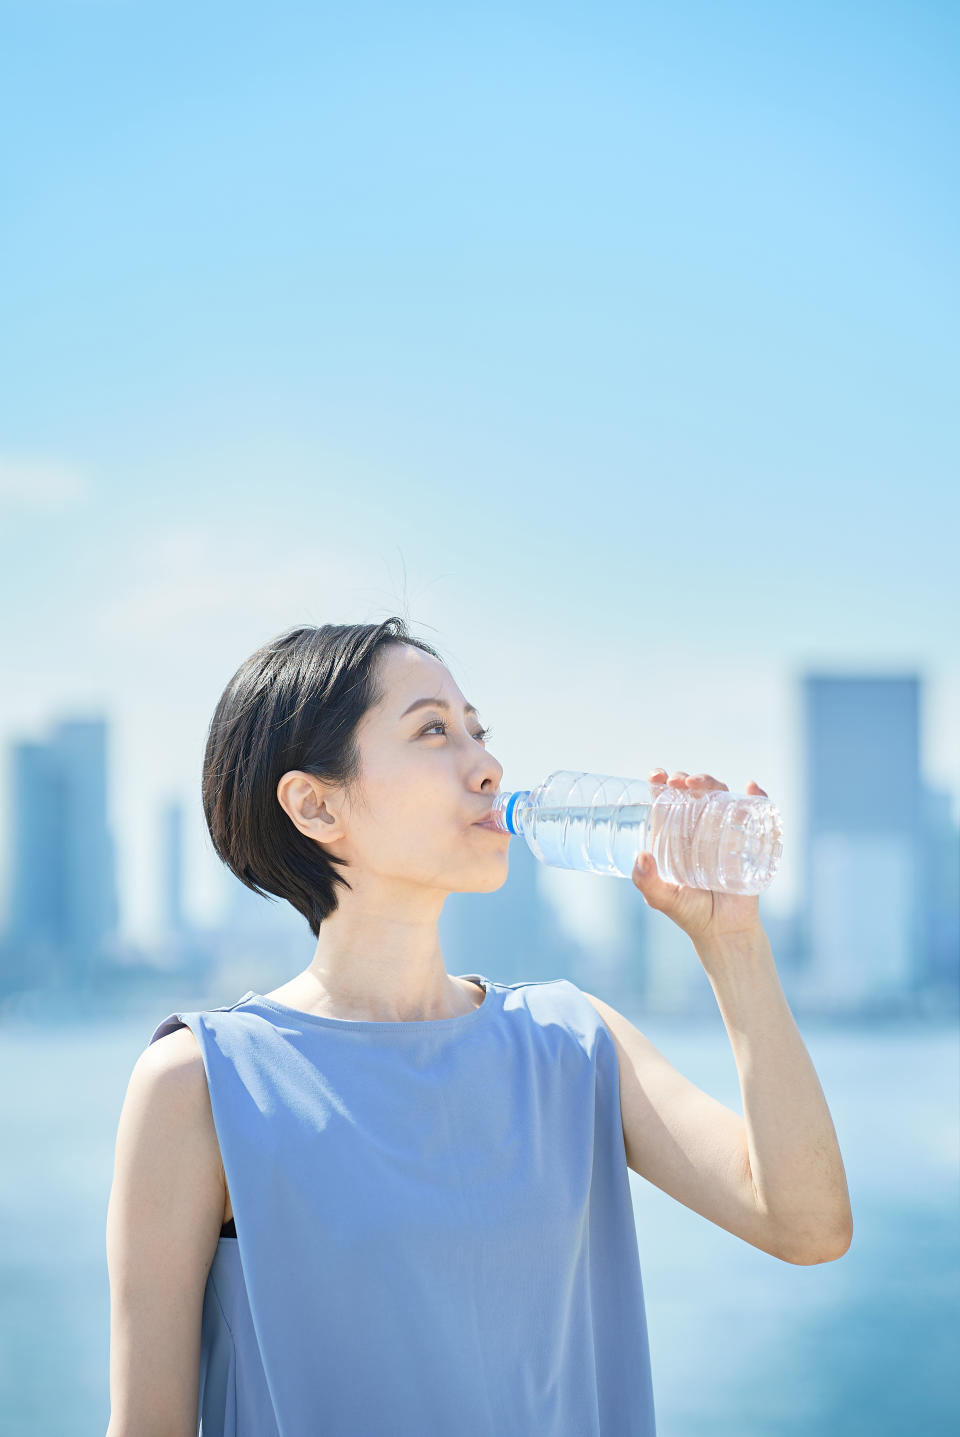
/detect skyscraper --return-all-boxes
[159,796,186,938]
[3,716,119,988]
[801,675,923,1008]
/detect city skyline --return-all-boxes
[3,666,955,1018]
[2,651,958,941]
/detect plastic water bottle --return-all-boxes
[487,769,783,895]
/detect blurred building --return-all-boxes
[579,864,655,1012]
[149,795,217,988]
[2,716,119,991]
[159,796,186,938]
[439,833,584,988]
[798,674,932,1011]
[918,785,960,1006]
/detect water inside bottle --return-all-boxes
[524,800,655,876]
[518,789,782,894]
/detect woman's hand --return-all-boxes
[632,768,769,945]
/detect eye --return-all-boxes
[421,718,493,745]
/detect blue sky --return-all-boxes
[1,0,957,945]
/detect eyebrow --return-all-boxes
[400,697,479,720]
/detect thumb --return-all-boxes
[632,850,677,910]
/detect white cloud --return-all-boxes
[0,455,90,513]
[88,522,406,647]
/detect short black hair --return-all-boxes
[201,618,444,938]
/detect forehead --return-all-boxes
[377,644,465,707]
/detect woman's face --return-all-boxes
[290,643,510,898]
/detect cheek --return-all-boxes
[361,766,456,840]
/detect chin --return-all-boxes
[457,863,510,895]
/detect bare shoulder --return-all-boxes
[579,989,618,1024]
[133,1025,228,1199]
[578,986,693,1094]
[121,1024,219,1167]
[136,1024,216,1113]
[143,1021,204,1072]
[579,988,641,1050]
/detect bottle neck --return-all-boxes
[507,790,531,835]
[492,789,531,835]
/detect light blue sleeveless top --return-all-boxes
[148,972,657,1436]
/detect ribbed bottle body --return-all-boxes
[489,770,782,894]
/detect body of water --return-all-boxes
[1,994,957,1434]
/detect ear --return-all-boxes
[277,772,344,841]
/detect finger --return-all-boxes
[746,779,768,796]
[632,850,679,910]
[684,773,728,791]
[648,768,668,782]
[666,770,689,786]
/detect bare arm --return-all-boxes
[582,989,792,1261]
[621,768,853,1264]
[691,926,853,1263]
[105,1027,226,1437]
[583,930,852,1266]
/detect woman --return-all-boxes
[105,618,852,1436]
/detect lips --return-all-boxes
[474,818,508,833]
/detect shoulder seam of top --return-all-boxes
[202,996,253,1015]
[503,977,568,989]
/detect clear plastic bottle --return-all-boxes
[487,769,783,895]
